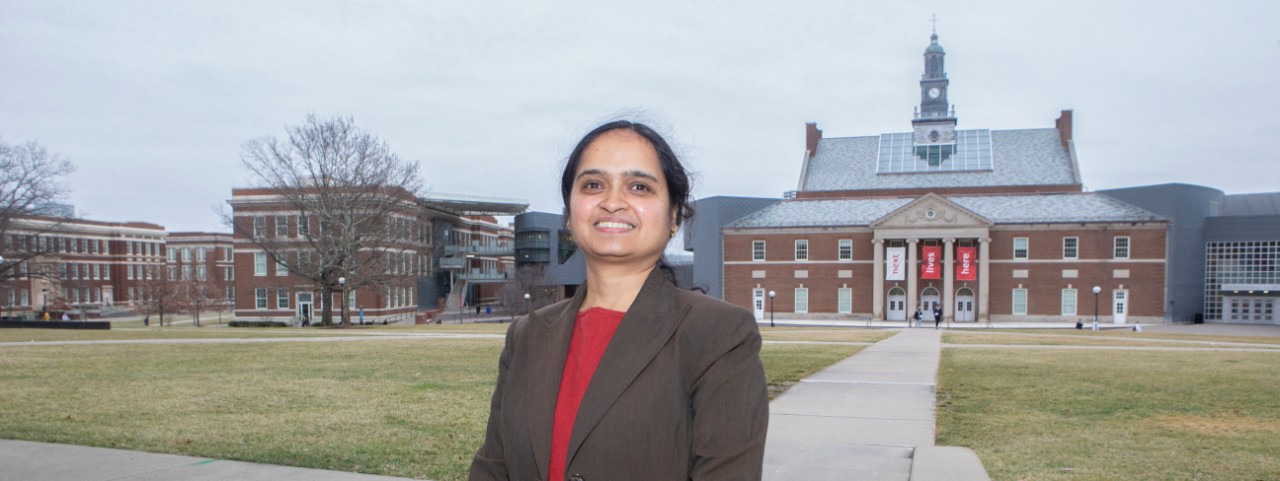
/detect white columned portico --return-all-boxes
[907,238,919,319]
[943,237,955,322]
[872,239,884,320]
[978,237,991,322]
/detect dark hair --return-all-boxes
[561,120,694,226]
[561,120,696,280]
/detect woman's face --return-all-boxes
[568,129,675,269]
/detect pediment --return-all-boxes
[871,193,992,229]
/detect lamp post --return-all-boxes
[767,290,776,328]
[42,287,48,319]
[338,276,347,327]
[0,255,5,319]
[523,292,531,318]
[1092,285,1102,331]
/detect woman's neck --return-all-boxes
[580,262,657,312]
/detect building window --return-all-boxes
[168,266,177,280]
[795,240,809,261]
[182,248,191,261]
[276,254,289,276]
[1061,288,1078,316]
[277,288,290,309]
[275,216,289,237]
[1114,236,1130,259]
[197,247,206,262]
[838,288,852,313]
[167,249,176,262]
[297,215,309,236]
[1063,237,1078,260]
[1012,288,1028,315]
[1013,237,1029,260]
[752,241,766,261]
[254,252,267,276]
[255,288,268,309]
[253,217,265,238]
[196,266,207,281]
[794,288,809,313]
[838,239,853,261]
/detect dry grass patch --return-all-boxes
[759,327,894,343]
[937,349,1280,481]
[940,332,1244,348]
[967,328,1280,346]
[0,327,380,343]
[1,331,864,480]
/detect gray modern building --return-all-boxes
[1100,184,1280,324]
[683,196,779,299]
[513,211,585,303]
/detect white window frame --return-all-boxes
[794,288,809,313]
[196,247,206,262]
[255,288,268,310]
[795,239,809,262]
[838,239,853,261]
[838,287,852,314]
[1013,237,1029,260]
[1062,237,1078,260]
[254,252,267,276]
[752,241,766,262]
[275,215,289,237]
[1114,236,1130,259]
[1061,288,1078,316]
[277,288,290,309]
[1012,288,1028,315]
[275,253,289,276]
[253,217,265,238]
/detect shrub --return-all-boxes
[228,320,288,328]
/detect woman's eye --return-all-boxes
[630,183,651,192]
[581,180,602,191]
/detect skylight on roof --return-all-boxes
[876,129,993,174]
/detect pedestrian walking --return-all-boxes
[912,308,922,328]
[143,315,149,327]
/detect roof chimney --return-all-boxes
[1055,110,1073,150]
[805,122,823,159]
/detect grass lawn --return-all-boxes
[959,329,1280,346]
[937,348,1280,481]
[940,332,1279,349]
[759,327,895,343]
[0,334,861,480]
[0,327,386,343]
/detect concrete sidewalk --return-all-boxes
[763,329,989,481]
[0,439,420,481]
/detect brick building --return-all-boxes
[1,214,166,318]
[227,188,525,324]
[720,32,1168,324]
[165,232,235,311]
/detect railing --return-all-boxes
[443,244,514,257]
[458,270,513,282]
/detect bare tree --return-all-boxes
[499,265,555,316]
[137,265,184,326]
[179,273,225,327]
[0,138,76,283]
[231,115,424,327]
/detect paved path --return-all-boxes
[0,439,420,481]
[763,328,989,481]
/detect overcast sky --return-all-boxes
[3,1,1277,233]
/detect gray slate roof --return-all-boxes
[800,128,1079,192]
[727,193,1164,228]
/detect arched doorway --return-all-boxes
[887,287,906,321]
[954,287,975,322]
[921,287,940,321]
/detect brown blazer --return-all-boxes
[469,269,768,481]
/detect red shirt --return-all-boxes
[548,307,626,481]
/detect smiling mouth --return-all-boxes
[595,221,635,230]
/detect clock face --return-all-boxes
[928,87,941,99]
[929,130,941,142]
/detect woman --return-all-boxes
[469,121,768,481]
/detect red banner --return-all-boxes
[921,245,941,279]
[956,246,976,281]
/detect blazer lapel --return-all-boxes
[525,287,584,479]
[565,269,691,467]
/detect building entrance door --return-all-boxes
[297,292,313,325]
[955,287,975,322]
[887,287,906,321]
[1227,297,1277,324]
[1112,290,1128,324]
[753,289,765,320]
[920,287,940,321]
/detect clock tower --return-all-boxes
[912,30,957,162]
